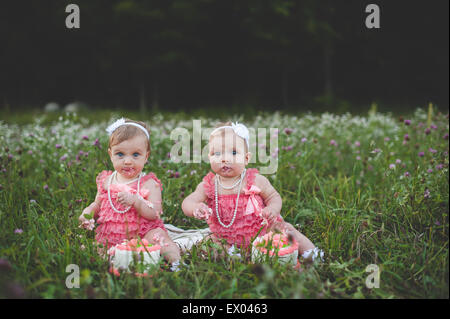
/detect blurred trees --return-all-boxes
[0,0,448,111]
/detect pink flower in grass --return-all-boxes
[93,138,101,148]
[284,128,293,135]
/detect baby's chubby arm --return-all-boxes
[79,191,101,224]
[181,182,210,220]
[254,174,283,223]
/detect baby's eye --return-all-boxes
[232,150,237,155]
[133,153,140,157]
[116,152,124,157]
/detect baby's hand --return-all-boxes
[79,208,95,230]
[117,192,138,207]
[261,207,278,226]
[79,207,93,224]
[193,203,212,221]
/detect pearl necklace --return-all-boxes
[217,173,242,190]
[108,171,142,214]
[214,169,246,228]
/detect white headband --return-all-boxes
[106,118,150,140]
[210,122,250,149]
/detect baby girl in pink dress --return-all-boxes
[79,118,181,269]
[182,122,323,263]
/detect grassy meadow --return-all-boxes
[0,107,448,298]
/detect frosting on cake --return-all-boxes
[251,232,299,265]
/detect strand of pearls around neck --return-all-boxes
[214,169,247,228]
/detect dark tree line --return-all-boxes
[0,0,448,112]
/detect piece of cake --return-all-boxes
[108,238,161,276]
[251,231,299,265]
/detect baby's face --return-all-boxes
[108,135,149,180]
[208,130,250,178]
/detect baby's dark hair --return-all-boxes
[108,119,151,153]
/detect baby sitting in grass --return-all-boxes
[182,122,323,264]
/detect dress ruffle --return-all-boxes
[94,170,166,248]
[203,168,269,248]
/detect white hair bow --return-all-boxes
[106,118,150,140]
[231,122,250,149]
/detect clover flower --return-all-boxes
[93,138,101,148]
[371,148,381,154]
[284,128,293,135]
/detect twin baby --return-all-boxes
[79,118,322,271]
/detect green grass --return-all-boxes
[0,107,448,298]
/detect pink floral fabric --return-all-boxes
[94,170,166,249]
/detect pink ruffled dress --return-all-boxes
[203,168,277,248]
[94,170,166,249]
